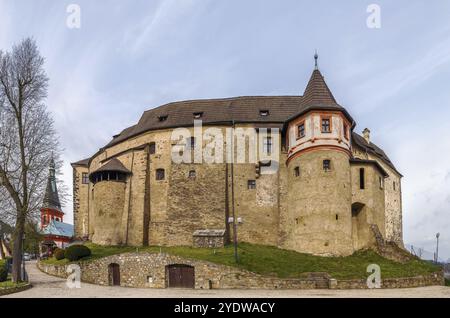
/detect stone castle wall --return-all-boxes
[91,180,126,245]
[73,121,402,255]
[352,146,403,245]
[281,150,353,256]
[72,166,89,238]
[350,163,386,250]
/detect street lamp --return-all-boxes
[435,233,440,264]
[228,216,243,263]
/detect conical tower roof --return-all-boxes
[302,68,339,107]
[42,157,62,212]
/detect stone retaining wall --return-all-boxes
[0,283,32,296]
[333,271,444,289]
[37,253,444,289]
[38,253,316,289]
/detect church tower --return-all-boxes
[40,157,64,229]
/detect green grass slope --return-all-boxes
[42,242,439,280]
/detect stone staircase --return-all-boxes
[305,272,331,289]
[369,224,416,263]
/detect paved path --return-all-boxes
[2,261,449,298]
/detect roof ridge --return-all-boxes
[142,95,304,113]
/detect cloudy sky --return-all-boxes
[1,0,449,260]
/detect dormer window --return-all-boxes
[260,110,269,117]
[158,115,168,122]
[193,112,203,119]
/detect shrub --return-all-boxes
[54,249,66,260]
[0,260,7,282]
[64,245,91,261]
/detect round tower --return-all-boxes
[281,59,355,256]
[89,158,130,245]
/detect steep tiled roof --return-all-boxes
[105,70,349,150]
[350,158,389,177]
[73,68,396,173]
[352,132,402,176]
[71,158,90,167]
[104,96,303,148]
[90,158,131,175]
[302,69,338,107]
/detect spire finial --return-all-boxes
[314,50,319,70]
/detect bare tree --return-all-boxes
[0,38,62,282]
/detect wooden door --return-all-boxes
[108,263,120,286]
[167,265,194,288]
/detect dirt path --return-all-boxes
[2,261,449,298]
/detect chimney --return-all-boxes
[362,128,371,144]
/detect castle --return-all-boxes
[72,58,403,256]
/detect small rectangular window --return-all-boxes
[156,169,165,180]
[359,168,365,189]
[393,181,396,191]
[149,142,156,155]
[321,117,331,133]
[247,180,256,189]
[193,112,203,119]
[323,160,331,171]
[294,166,300,177]
[82,173,89,184]
[260,110,269,117]
[297,123,305,139]
[379,177,384,189]
[188,170,196,179]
